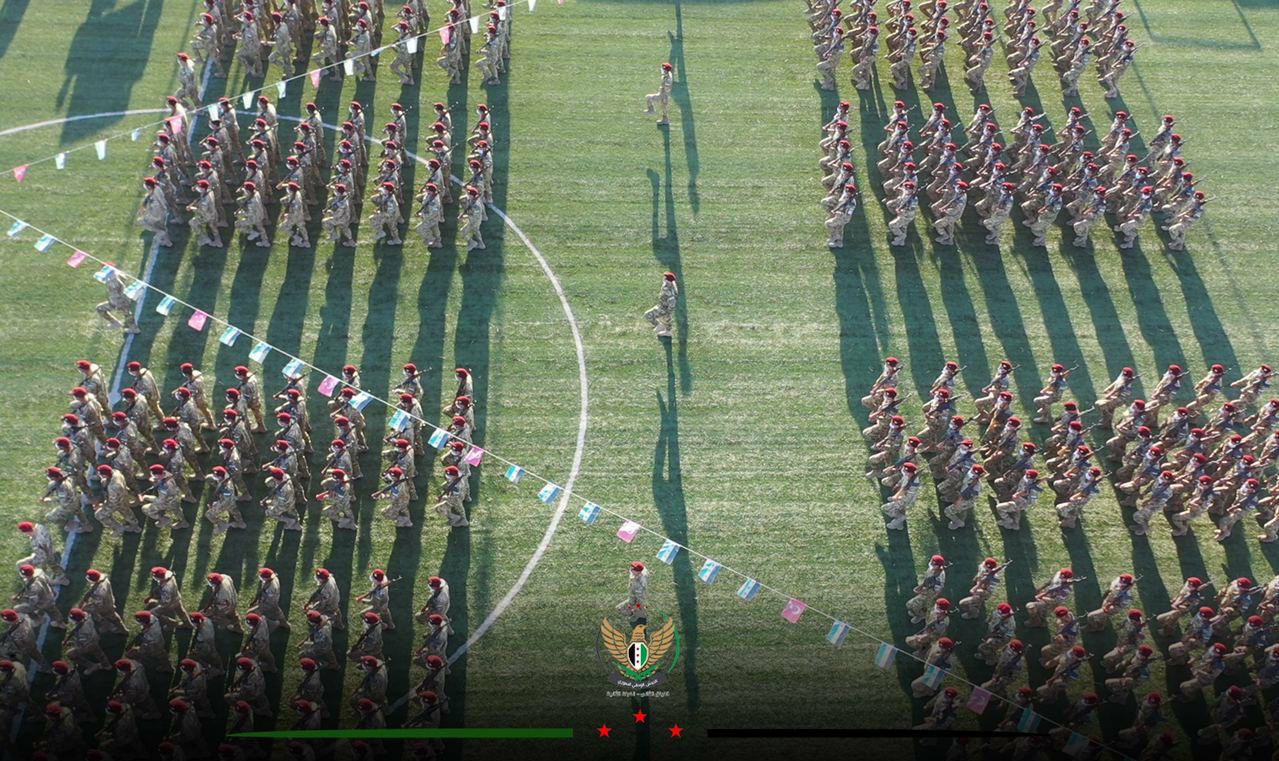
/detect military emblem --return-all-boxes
[597,613,680,688]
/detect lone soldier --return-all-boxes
[619,561,649,624]
[645,62,674,125]
[96,267,141,334]
[645,271,679,338]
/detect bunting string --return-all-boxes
[2,205,1126,752]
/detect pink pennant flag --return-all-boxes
[440,25,452,45]
[310,69,322,88]
[66,250,87,268]
[168,114,184,136]
[317,375,340,397]
[616,521,640,543]
[13,165,28,182]
[187,310,209,331]
[967,687,993,714]
[463,446,485,466]
[781,598,808,623]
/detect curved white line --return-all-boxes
[1,109,590,684]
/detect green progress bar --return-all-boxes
[232,728,574,740]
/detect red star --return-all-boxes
[597,724,612,738]
[668,724,684,738]
[632,709,647,723]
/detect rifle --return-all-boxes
[355,577,402,602]
[248,580,266,610]
[371,479,408,500]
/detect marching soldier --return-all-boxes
[205,466,247,534]
[47,659,93,717]
[262,467,303,531]
[248,567,290,632]
[619,561,649,624]
[305,568,344,631]
[300,610,339,670]
[906,555,948,624]
[348,612,386,661]
[318,468,357,531]
[909,636,955,698]
[125,609,171,676]
[172,658,214,719]
[96,268,141,334]
[644,62,674,125]
[202,572,243,634]
[238,612,275,673]
[225,657,272,718]
[111,657,160,719]
[147,566,192,630]
[78,568,127,635]
[16,521,67,585]
[40,467,91,536]
[357,568,396,630]
[92,463,142,536]
[14,564,66,628]
[1025,568,1082,626]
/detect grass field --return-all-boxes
[3,0,1279,759]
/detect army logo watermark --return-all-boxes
[597,610,681,689]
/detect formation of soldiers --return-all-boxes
[4,353,483,756]
[811,0,1208,253]
[136,0,511,256]
[862,356,1279,753]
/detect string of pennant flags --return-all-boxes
[1,208,1123,757]
[1,0,554,185]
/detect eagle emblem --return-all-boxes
[600,617,677,680]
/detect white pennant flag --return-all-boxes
[206,103,219,119]
[343,58,355,76]
[469,15,480,33]
[54,153,66,170]
[242,91,254,109]
[498,5,509,19]
[528,0,537,10]
[94,140,107,160]
[276,80,287,97]
[407,36,419,54]
[130,128,142,142]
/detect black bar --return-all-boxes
[706,729,1036,739]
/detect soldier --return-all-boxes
[322,184,357,246]
[300,610,339,671]
[187,179,224,247]
[138,176,175,247]
[1025,568,1081,626]
[16,521,67,586]
[376,466,414,528]
[348,611,386,661]
[201,572,243,634]
[226,657,272,717]
[905,598,952,654]
[238,612,275,673]
[1167,606,1215,665]
[906,555,948,623]
[96,268,141,333]
[943,463,984,529]
[172,657,214,719]
[304,568,344,631]
[825,182,859,248]
[92,464,141,536]
[1105,643,1156,703]
[292,656,326,713]
[142,465,189,530]
[14,564,66,628]
[147,566,193,631]
[459,185,486,251]
[205,466,247,535]
[0,658,28,713]
[46,660,93,721]
[1180,642,1228,699]
[111,657,159,719]
[357,568,396,630]
[0,607,44,672]
[1038,644,1088,701]
[910,636,956,698]
[644,62,674,125]
[41,467,90,536]
[262,467,303,531]
[126,609,171,676]
[976,602,1017,665]
[247,567,289,632]
[318,468,357,531]
[881,461,921,530]
[616,561,651,624]
[75,568,125,637]
[352,655,389,709]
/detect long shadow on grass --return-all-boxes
[55,0,168,145]
[0,0,29,59]
[668,0,700,216]
[654,341,702,715]
[649,128,693,395]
